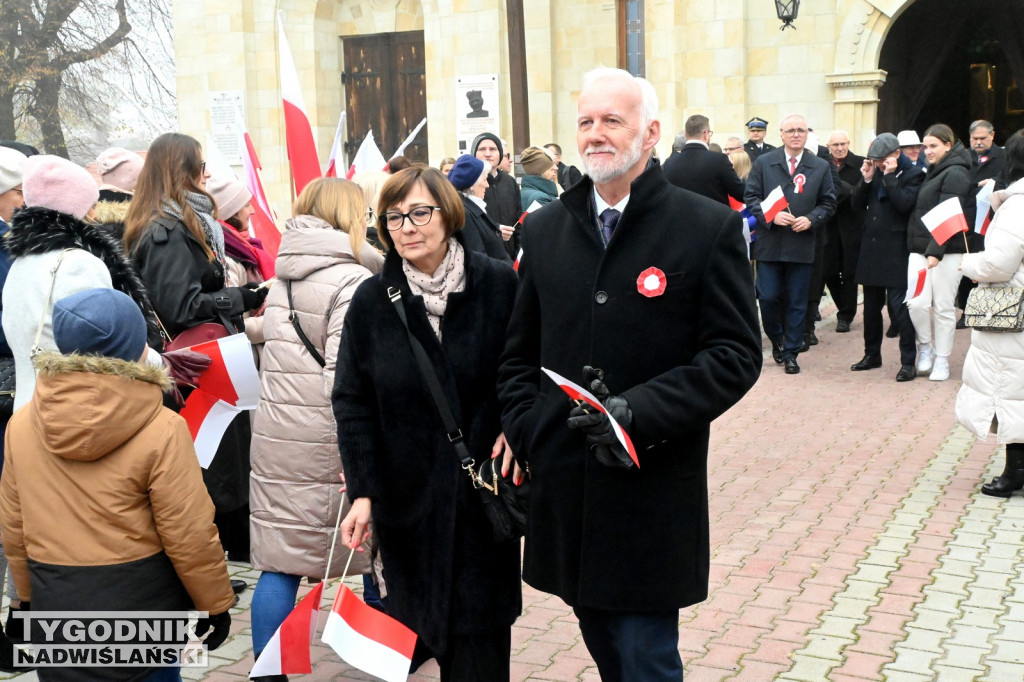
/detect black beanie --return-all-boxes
[470,133,503,160]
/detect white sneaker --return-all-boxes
[916,347,934,373]
[929,356,950,381]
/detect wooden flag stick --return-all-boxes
[963,230,970,254]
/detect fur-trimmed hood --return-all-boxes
[91,200,131,227]
[29,352,172,462]
[7,205,161,344]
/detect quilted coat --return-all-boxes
[956,179,1024,443]
[249,215,382,578]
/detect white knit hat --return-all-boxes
[0,147,27,195]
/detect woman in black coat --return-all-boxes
[906,124,973,381]
[124,133,267,566]
[334,166,521,680]
[445,155,511,263]
[850,134,925,380]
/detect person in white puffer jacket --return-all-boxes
[955,129,1024,497]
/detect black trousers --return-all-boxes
[810,228,857,328]
[412,628,511,682]
[574,606,683,682]
[863,286,916,365]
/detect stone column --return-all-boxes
[825,70,887,150]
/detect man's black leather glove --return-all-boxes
[566,366,635,469]
[238,283,268,311]
[195,611,231,651]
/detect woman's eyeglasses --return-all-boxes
[381,206,440,231]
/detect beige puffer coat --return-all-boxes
[956,178,1024,443]
[249,215,383,578]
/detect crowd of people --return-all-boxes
[0,63,1021,682]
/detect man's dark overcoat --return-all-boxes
[830,152,866,277]
[498,164,762,612]
[661,142,746,206]
[332,239,522,654]
[744,148,837,263]
[852,156,925,288]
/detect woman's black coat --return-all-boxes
[459,195,512,263]
[852,157,925,288]
[907,142,972,258]
[332,238,521,654]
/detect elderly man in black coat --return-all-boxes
[662,114,746,206]
[499,67,762,682]
[821,130,866,333]
[849,133,925,381]
[744,114,837,374]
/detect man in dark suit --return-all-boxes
[744,117,775,160]
[545,143,583,190]
[499,67,762,682]
[745,114,837,374]
[662,115,746,205]
[820,130,865,333]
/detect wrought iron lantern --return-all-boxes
[775,0,800,30]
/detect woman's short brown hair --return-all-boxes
[923,123,956,146]
[375,166,465,251]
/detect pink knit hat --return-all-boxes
[96,147,144,192]
[23,155,100,220]
[207,175,252,220]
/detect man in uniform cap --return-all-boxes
[744,117,775,160]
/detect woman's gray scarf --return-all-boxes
[164,192,227,281]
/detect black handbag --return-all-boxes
[0,357,14,420]
[387,286,528,543]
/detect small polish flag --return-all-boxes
[761,185,789,223]
[249,583,324,678]
[346,129,388,180]
[975,180,995,235]
[179,334,261,468]
[389,117,427,161]
[921,197,968,245]
[541,367,639,468]
[325,112,346,178]
[906,268,927,302]
[513,247,524,272]
[512,202,541,272]
[278,12,322,195]
[239,118,281,266]
[322,586,417,682]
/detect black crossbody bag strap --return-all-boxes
[387,286,482,481]
[287,280,326,368]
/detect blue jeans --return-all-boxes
[251,572,302,659]
[574,606,683,682]
[756,261,813,359]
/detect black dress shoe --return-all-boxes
[851,355,882,371]
[806,331,819,346]
[836,319,851,333]
[981,473,1024,497]
[231,579,248,594]
[885,323,898,338]
[896,365,916,382]
[770,338,784,365]
[784,358,800,374]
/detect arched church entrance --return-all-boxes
[876,0,1024,143]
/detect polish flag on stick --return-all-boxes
[975,179,995,235]
[906,268,927,302]
[248,583,324,678]
[278,12,322,195]
[922,197,969,246]
[325,112,346,178]
[322,586,417,682]
[761,185,789,223]
[346,129,388,180]
[179,334,260,467]
[238,114,281,265]
[541,367,639,468]
[389,118,427,161]
[512,202,541,272]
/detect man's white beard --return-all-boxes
[581,132,645,184]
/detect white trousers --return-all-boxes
[906,252,963,357]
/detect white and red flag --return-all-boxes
[922,197,968,245]
[975,179,995,235]
[909,268,927,300]
[761,185,789,223]
[249,583,324,678]
[278,12,322,194]
[325,112,346,178]
[513,247,524,272]
[389,117,427,161]
[237,113,282,266]
[179,334,260,468]
[322,585,417,682]
[346,129,388,180]
[511,202,541,272]
[541,367,639,468]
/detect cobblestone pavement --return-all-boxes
[5,301,1023,681]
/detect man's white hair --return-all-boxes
[828,130,851,143]
[580,67,659,127]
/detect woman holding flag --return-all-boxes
[906,123,973,381]
[333,166,522,680]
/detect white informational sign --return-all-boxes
[209,90,246,165]
[455,74,500,155]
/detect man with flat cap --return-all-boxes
[744,117,775,160]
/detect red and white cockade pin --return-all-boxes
[793,173,806,194]
[636,267,667,298]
